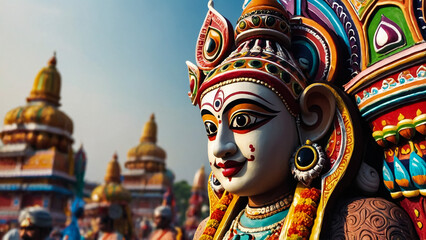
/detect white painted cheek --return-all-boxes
[201,122,227,185]
[233,133,257,161]
[242,116,295,194]
[207,141,215,168]
[207,141,228,189]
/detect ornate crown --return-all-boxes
[186,0,309,116]
[185,0,343,118]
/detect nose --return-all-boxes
[213,142,237,158]
[212,125,237,158]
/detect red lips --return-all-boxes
[216,160,246,178]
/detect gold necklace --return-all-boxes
[226,209,286,240]
[245,194,293,219]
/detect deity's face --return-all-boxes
[200,82,298,197]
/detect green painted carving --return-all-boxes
[367,6,415,65]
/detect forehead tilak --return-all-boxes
[200,77,297,117]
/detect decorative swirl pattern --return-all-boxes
[386,226,411,240]
[355,229,375,239]
[369,213,387,231]
[323,197,417,239]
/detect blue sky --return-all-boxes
[0,0,243,184]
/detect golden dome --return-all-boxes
[91,182,131,203]
[0,54,73,152]
[127,142,166,160]
[27,54,61,106]
[91,153,131,203]
[105,153,121,183]
[148,172,172,186]
[126,114,166,169]
[192,166,207,191]
[3,103,73,134]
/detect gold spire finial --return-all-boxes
[104,152,121,183]
[27,54,61,106]
[140,113,157,143]
[49,52,57,66]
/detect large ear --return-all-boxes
[186,61,203,105]
[298,83,336,142]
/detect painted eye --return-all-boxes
[204,121,218,138]
[230,113,258,129]
[229,112,275,133]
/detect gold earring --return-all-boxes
[290,140,326,186]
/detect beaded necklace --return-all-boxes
[245,194,293,219]
[225,194,292,240]
[226,209,288,240]
[201,188,320,239]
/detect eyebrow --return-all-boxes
[225,91,272,105]
[201,109,214,116]
[223,99,279,114]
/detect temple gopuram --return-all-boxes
[122,114,175,221]
[84,153,133,239]
[0,55,82,226]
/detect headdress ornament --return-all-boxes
[154,205,173,220]
[19,206,53,228]
[186,0,307,116]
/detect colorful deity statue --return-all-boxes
[185,0,426,239]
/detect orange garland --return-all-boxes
[201,188,321,240]
[200,192,233,240]
[287,187,321,240]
